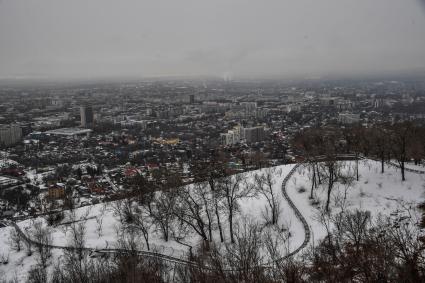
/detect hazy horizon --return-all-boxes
[1,0,425,81]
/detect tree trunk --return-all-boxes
[356,158,359,181]
[145,236,150,251]
[401,161,405,181]
[206,212,213,242]
[229,212,234,243]
[317,164,322,185]
[203,198,213,241]
[215,202,224,242]
[162,225,169,242]
[325,167,334,212]
[381,154,385,174]
[272,203,276,225]
[310,166,316,199]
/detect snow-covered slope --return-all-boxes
[1,160,424,281]
[286,159,425,245]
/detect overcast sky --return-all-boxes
[1,0,425,80]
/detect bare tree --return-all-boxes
[9,228,23,252]
[112,197,135,224]
[254,167,281,225]
[319,132,341,212]
[218,174,255,243]
[369,125,390,173]
[408,126,425,165]
[173,183,210,249]
[133,204,152,251]
[68,211,87,261]
[293,128,325,197]
[222,219,265,282]
[390,122,415,181]
[343,126,365,181]
[27,264,47,283]
[383,208,425,281]
[95,215,104,238]
[192,159,226,242]
[149,189,177,242]
[196,182,215,242]
[340,210,371,254]
[31,220,53,268]
[309,207,425,282]
[263,224,291,263]
[115,225,142,257]
[63,212,89,283]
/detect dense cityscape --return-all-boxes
[2,0,425,282]
[1,78,424,221]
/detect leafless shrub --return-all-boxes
[0,253,9,264]
[297,186,307,193]
[27,264,47,283]
[31,220,52,268]
[9,228,22,252]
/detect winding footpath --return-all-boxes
[280,163,311,259]
[9,163,319,271]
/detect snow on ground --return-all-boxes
[286,159,425,246]
[1,160,424,281]
[25,169,51,187]
[239,165,304,253]
[397,161,425,172]
[0,226,36,282]
[0,164,296,281]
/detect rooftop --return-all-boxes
[45,128,92,136]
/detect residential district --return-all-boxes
[1,78,425,223]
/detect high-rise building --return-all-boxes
[240,102,257,112]
[189,94,195,104]
[80,106,94,128]
[0,124,22,147]
[243,126,265,143]
[338,113,360,124]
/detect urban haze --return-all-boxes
[1,1,425,282]
[1,0,425,80]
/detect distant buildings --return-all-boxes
[80,106,94,127]
[189,94,195,104]
[221,125,265,145]
[45,127,92,138]
[220,125,244,146]
[338,113,361,124]
[48,184,65,199]
[0,124,22,147]
[240,102,257,113]
[244,126,265,143]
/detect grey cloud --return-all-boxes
[0,0,425,80]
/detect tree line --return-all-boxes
[293,121,425,182]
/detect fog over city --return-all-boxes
[1,0,425,80]
[3,1,425,282]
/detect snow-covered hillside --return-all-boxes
[1,159,424,282]
[286,159,425,244]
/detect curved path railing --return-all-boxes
[279,163,311,259]
[11,221,203,268]
[385,161,425,174]
[359,155,425,174]
[9,160,342,271]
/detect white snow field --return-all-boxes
[1,159,424,281]
[286,159,425,244]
